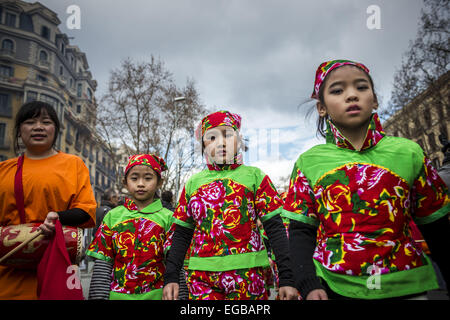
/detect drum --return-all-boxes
[0,223,83,269]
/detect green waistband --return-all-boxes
[109,288,163,300]
[314,254,439,299]
[188,250,270,271]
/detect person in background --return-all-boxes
[94,188,119,236]
[161,190,175,211]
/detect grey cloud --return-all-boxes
[40,0,423,128]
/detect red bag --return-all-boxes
[37,219,84,300]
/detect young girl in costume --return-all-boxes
[282,60,449,300]
[163,110,298,300]
[87,154,173,300]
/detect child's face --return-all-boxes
[317,65,378,133]
[203,126,240,164]
[124,165,161,207]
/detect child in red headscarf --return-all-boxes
[163,110,298,300]
[283,60,449,300]
[87,154,173,300]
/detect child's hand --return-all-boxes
[163,283,179,300]
[278,286,299,300]
[306,289,328,300]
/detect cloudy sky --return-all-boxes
[39,0,424,188]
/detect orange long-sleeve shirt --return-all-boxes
[0,152,96,299]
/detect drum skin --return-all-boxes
[0,223,83,269]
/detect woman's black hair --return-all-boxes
[13,101,61,154]
[315,65,378,138]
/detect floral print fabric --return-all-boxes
[186,267,268,300]
[87,200,173,296]
[283,113,449,277]
[174,175,282,259]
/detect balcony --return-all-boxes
[0,49,15,60]
[59,75,67,86]
[96,161,107,174]
[37,59,50,72]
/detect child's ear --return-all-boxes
[316,101,327,117]
[372,95,379,110]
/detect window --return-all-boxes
[87,88,93,101]
[76,105,81,113]
[40,94,58,107]
[41,26,50,40]
[19,13,34,32]
[26,91,38,102]
[0,93,11,117]
[0,123,6,147]
[39,50,48,61]
[77,83,82,97]
[36,74,47,82]
[5,13,16,28]
[0,65,13,78]
[59,66,63,76]
[423,110,432,128]
[1,39,14,53]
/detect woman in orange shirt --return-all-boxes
[0,101,96,299]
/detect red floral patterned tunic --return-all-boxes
[86,199,173,300]
[282,113,449,299]
[172,163,284,271]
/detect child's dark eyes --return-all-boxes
[330,88,343,95]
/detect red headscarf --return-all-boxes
[311,59,370,99]
[124,154,168,177]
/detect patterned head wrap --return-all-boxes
[311,59,370,99]
[124,154,168,177]
[195,110,242,141]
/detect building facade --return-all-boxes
[383,71,449,170]
[0,0,117,204]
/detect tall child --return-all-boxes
[87,154,173,300]
[283,60,449,300]
[163,111,298,300]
